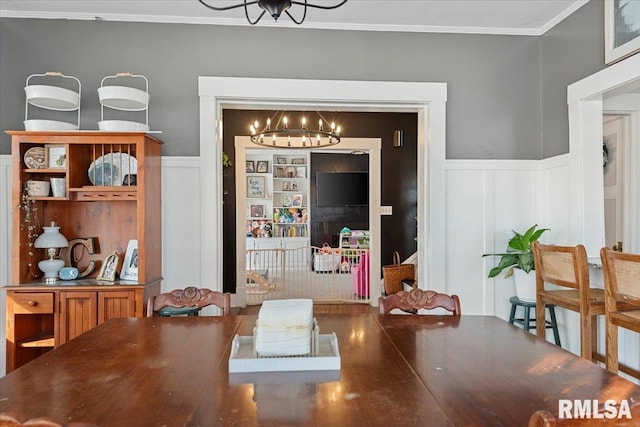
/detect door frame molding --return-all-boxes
[198,77,447,306]
[567,54,640,257]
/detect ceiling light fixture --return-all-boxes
[197,0,348,25]
[249,111,341,149]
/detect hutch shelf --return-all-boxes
[5,131,163,372]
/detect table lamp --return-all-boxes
[34,221,69,283]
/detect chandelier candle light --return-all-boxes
[34,221,69,283]
[198,0,348,25]
[249,111,341,149]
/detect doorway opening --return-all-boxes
[199,76,447,307]
[235,137,381,304]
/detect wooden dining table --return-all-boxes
[2,312,640,426]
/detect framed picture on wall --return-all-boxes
[605,0,640,64]
[247,176,265,198]
[246,161,255,173]
[256,160,269,173]
[250,204,265,218]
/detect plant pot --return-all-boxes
[513,269,537,302]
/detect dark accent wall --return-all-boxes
[310,152,369,247]
[223,110,417,291]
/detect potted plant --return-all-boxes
[483,224,549,302]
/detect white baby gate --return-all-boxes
[245,246,371,305]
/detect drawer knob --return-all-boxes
[28,300,37,306]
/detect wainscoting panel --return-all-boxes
[160,157,202,293]
[2,153,637,379]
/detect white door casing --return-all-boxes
[567,53,640,258]
[602,114,627,250]
[198,77,447,307]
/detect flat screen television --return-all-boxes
[316,172,368,206]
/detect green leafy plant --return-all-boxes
[222,152,233,168]
[483,224,549,278]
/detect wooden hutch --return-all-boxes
[5,131,162,372]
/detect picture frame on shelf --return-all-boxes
[276,156,287,164]
[247,176,266,198]
[291,157,306,165]
[120,239,139,281]
[295,166,306,178]
[97,252,120,281]
[275,167,286,178]
[292,194,304,207]
[250,204,265,218]
[605,0,640,64]
[291,181,298,191]
[246,160,255,173]
[46,145,67,169]
[256,160,269,173]
[283,181,291,191]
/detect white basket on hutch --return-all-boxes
[24,72,81,131]
[98,72,149,132]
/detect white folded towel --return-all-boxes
[255,299,313,357]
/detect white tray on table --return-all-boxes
[229,331,340,373]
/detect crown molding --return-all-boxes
[537,0,589,35]
[0,3,589,37]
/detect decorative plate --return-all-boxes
[88,153,137,186]
[282,195,292,207]
[24,147,45,169]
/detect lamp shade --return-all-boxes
[34,223,68,248]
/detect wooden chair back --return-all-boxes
[600,247,640,378]
[0,412,96,426]
[146,287,231,317]
[528,402,640,426]
[379,288,461,315]
[600,247,640,305]
[532,242,589,292]
[532,242,604,362]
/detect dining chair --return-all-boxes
[600,247,640,377]
[0,412,97,426]
[532,242,604,362]
[528,402,640,426]
[378,288,461,315]
[146,287,231,317]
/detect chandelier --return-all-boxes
[198,0,348,25]
[249,111,341,148]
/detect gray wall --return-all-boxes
[2,17,539,159]
[539,0,606,158]
[0,1,608,160]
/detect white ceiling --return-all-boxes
[0,0,589,36]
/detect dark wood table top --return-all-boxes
[2,313,639,426]
[375,314,640,426]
